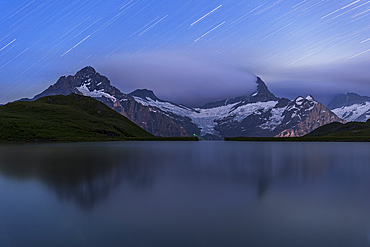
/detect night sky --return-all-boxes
[1,0,370,106]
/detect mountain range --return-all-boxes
[328,93,370,122]
[22,66,370,139]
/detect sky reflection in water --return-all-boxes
[0,141,369,247]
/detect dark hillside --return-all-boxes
[0,94,153,142]
[306,121,370,138]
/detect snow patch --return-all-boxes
[306,95,314,101]
[295,97,304,105]
[132,96,278,136]
[332,102,370,122]
[133,97,194,117]
[259,106,287,130]
[191,101,278,135]
[76,84,117,102]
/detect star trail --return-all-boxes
[1,0,370,105]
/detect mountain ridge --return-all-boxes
[328,92,370,122]
[20,66,346,139]
[200,77,279,109]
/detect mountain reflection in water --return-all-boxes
[0,142,369,209]
[0,143,158,209]
[0,141,370,247]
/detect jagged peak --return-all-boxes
[293,95,316,103]
[201,76,278,109]
[294,96,304,102]
[75,66,96,78]
[305,95,315,101]
[292,96,308,106]
[252,77,278,101]
[327,92,370,110]
[289,95,318,109]
[129,89,160,101]
[345,92,361,97]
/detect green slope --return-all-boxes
[304,120,370,140]
[0,93,154,142]
[226,120,370,142]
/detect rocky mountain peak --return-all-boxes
[288,96,317,111]
[201,77,278,109]
[293,95,316,104]
[129,89,160,101]
[294,96,304,102]
[75,66,96,79]
[31,66,126,104]
[305,95,315,101]
[327,92,370,110]
[328,92,370,122]
[251,77,279,101]
[276,102,346,137]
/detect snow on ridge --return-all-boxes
[191,101,278,135]
[133,96,194,117]
[230,101,278,122]
[305,100,317,112]
[190,102,241,135]
[332,102,370,122]
[259,106,287,130]
[76,84,117,102]
[132,96,279,135]
[306,95,315,101]
[295,96,304,105]
[289,97,317,111]
[284,99,317,124]
[296,96,304,101]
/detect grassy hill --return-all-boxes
[226,120,370,142]
[304,120,370,141]
[0,94,154,142]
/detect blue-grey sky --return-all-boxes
[1,0,370,106]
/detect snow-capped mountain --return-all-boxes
[27,66,344,138]
[275,96,345,137]
[31,66,199,137]
[32,66,127,106]
[328,93,370,122]
[129,76,344,138]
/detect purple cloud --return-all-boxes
[96,52,257,107]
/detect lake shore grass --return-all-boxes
[0,136,199,144]
[224,136,370,142]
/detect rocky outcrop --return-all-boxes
[115,98,191,137]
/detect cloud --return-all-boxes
[94,51,370,107]
[259,59,370,105]
[268,80,350,105]
[96,52,257,107]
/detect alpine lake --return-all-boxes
[0,141,370,247]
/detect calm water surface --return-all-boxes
[0,141,370,247]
